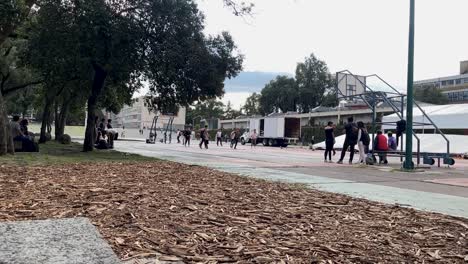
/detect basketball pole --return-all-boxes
[404,0,415,170]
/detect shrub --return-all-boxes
[59,134,72,144]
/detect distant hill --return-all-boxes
[224,71,292,93]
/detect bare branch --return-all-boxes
[2,80,42,96]
[223,0,254,16]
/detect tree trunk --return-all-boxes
[83,64,107,152]
[55,101,69,140]
[0,93,9,155]
[39,98,52,143]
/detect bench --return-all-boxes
[369,150,455,167]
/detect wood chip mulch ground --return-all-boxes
[0,162,467,263]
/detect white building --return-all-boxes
[219,107,395,130]
[109,97,186,130]
[414,61,468,104]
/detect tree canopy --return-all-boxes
[295,54,334,112]
[414,85,449,105]
[0,0,248,155]
[257,54,336,115]
[242,92,261,116]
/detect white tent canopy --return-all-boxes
[314,134,468,154]
[383,103,468,130]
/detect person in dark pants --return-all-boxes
[230,128,240,149]
[374,130,389,164]
[337,117,358,164]
[324,121,336,163]
[216,130,223,146]
[199,125,209,149]
[176,129,181,143]
[10,115,35,152]
[183,128,191,147]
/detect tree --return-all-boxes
[0,35,40,154]
[222,0,254,16]
[224,101,242,120]
[242,92,261,116]
[414,85,448,105]
[143,0,243,112]
[295,54,334,112]
[259,76,298,114]
[321,90,339,107]
[186,99,225,125]
[0,0,35,46]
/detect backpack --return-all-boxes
[361,129,370,146]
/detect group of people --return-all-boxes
[176,127,194,147]
[175,126,258,150]
[324,117,398,165]
[95,118,116,149]
[10,115,37,152]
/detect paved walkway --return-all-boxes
[113,140,468,218]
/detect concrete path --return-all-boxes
[0,218,120,264]
[113,140,468,218]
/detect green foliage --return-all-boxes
[144,0,244,112]
[260,75,298,114]
[224,101,242,120]
[58,134,71,144]
[0,141,156,166]
[321,90,339,107]
[186,99,225,125]
[414,85,448,105]
[242,92,261,116]
[256,54,334,115]
[295,54,335,112]
[6,85,39,116]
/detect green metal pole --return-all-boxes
[404,0,415,170]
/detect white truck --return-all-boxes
[240,115,301,147]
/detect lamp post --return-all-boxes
[404,0,416,170]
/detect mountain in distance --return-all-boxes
[224,71,293,93]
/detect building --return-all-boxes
[219,107,395,130]
[108,97,186,130]
[414,61,468,103]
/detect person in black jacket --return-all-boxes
[337,117,358,164]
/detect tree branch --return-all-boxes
[0,72,11,94]
[2,80,42,96]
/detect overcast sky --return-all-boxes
[198,0,468,88]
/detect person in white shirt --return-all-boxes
[250,129,258,148]
[216,130,223,146]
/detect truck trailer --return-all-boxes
[240,115,301,147]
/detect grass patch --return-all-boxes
[0,141,156,166]
[28,124,85,138]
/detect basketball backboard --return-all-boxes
[336,72,367,100]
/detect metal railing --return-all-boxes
[336,70,450,162]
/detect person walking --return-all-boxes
[250,129,258,148]
[176,129,181,143]
[216,130,223,146]
[199,125,209,149]
[337,117,358,164]
[356,121,370,164]
[230,129,239,149]
[324,121,336,163]
[183,127,191,147]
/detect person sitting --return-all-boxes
[95,131,109,149]
[374,130,389,164]
[10,115,36,152]
[19,119,35,141]
[98,118,106,133]
[106,119,115,148]
[388,132,397,151]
